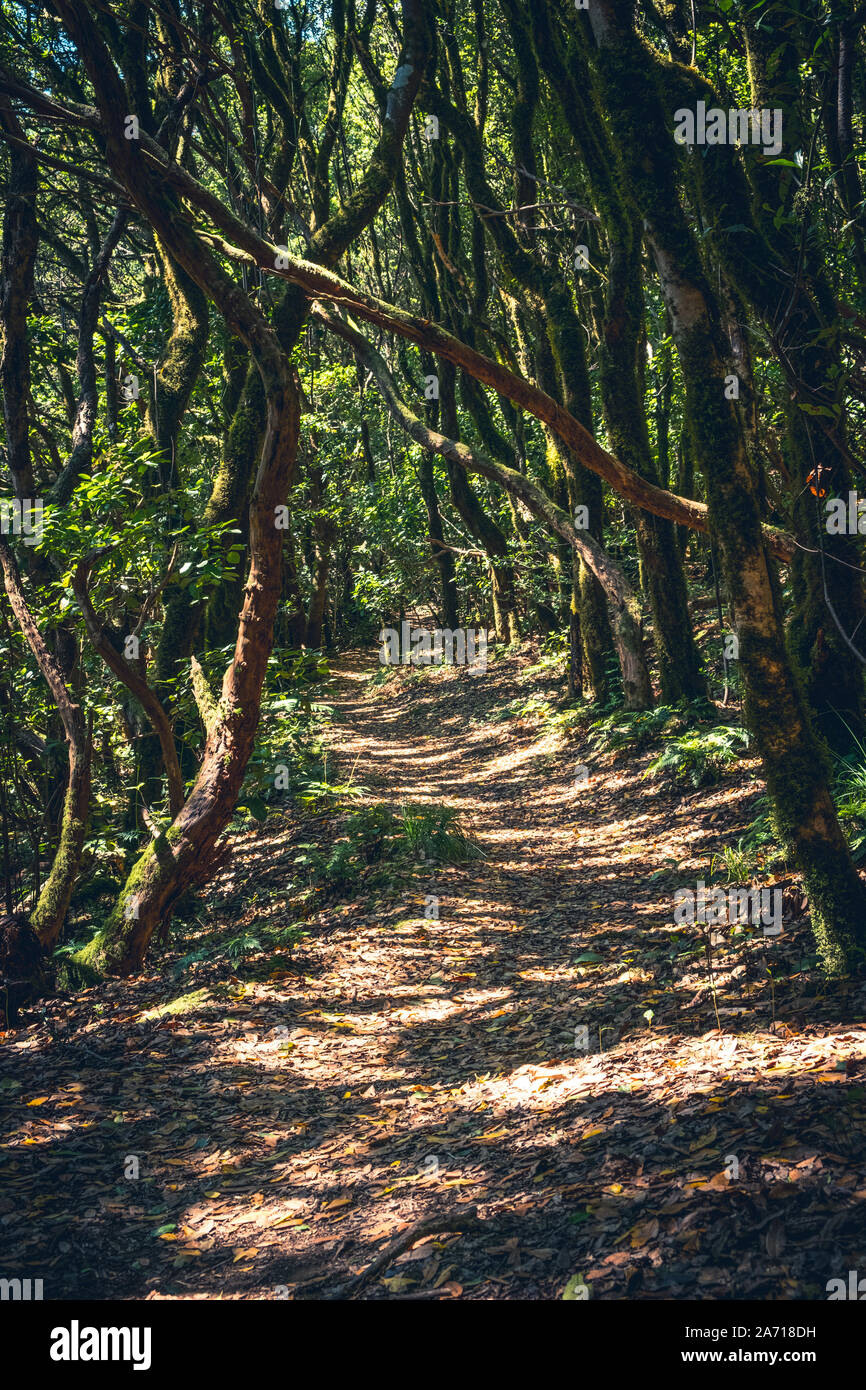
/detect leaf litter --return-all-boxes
[2,648,866,1300]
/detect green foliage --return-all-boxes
[587,704,683,753]
[293,800,482,896]
[744,751,866,869]
[230,647,335,821]
[398,803,485,863]
[3,0,865,993]
[224,932,264,961]
[709,840,762,884]
[490,693,555,723]
[170,919,307,976]
[320,803,397,886]
[644,726,750,788]
[521,632,569,678]
[833,759,866,864]
[740,793,788,875]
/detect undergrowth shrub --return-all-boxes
[295,801,483,894]
[586,699,722,756]
[644,726,750,788]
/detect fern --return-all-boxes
[588,704,680,753]
[644,726,750,787]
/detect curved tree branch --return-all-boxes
[71,547,185,818]
[313,303,653,709]
[0,62,797,563]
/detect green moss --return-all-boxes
[587,18,866,971]
[30,815,87,940]
[146,244,209,483]
[140,987,211,1021]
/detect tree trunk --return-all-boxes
[439,361,519,643]
[418,455,460,630]
[0,540,91,949]
[306,517,336,649]
[0,98,38,500]
[78,363,300,974]
[588,0,866,972]
[71,547,185,818]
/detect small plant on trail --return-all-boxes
[324,804,398,886]
[296,801,482,896]
[587,698,723,757]
[709,840,762,884]
[522,632,569,678]
[490,693,555,724]
[741,794,786,870]
[367,663,396,689]
[644,725,750,788]
[587,704,680,753]
[225,932,263,962]
[399,803,484,862]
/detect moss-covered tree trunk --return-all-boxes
[0,99,38,501]
[528,0,702,703]
[145,242,209,488]
[417,454,460,630]
[424,55,638,697]
[587,0,866,973]
[80,344,300,974]
[530,322,615,701]
[0,540,91,949]
[136,241,212,807]
[439,362,519,644]
[597,240,705,704]
[659,12,866,752]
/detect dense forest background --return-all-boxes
[2,0,866,1306]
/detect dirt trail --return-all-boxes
[3,649,866,1300]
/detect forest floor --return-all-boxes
[4,645,866,1300]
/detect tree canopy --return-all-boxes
[1,0,866,1314]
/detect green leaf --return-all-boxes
[562,1274,589,1300]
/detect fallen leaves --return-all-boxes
[5,650,866,1306]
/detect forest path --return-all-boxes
[3,648,866,1300]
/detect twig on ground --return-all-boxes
[321,1204,483,1300]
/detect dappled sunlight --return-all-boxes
[5,648,866,1303]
